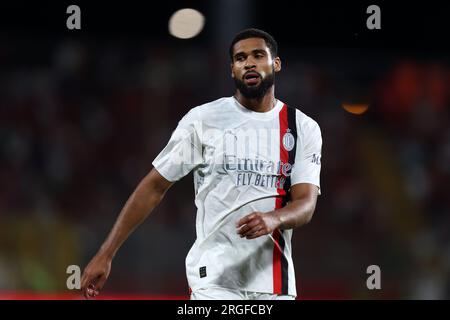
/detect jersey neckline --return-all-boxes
[230,96,284,120]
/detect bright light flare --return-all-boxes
[168,8,205,39]
[342,103,369,115]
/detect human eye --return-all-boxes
[254,52,265,59]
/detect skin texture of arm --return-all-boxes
[236,183,319,239]
[80,168,173,298]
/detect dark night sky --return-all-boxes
[0,1,448,52]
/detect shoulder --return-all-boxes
[285,105,321,139]
[298,109,320,131]
[288,106,322,144]
[187,97,232,117]
[294,109,322,150]
[196,97,233,110]
[178,97,232,123]
[181,97,235,127]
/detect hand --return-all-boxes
[236,211,281,239]
[80,253,112,299]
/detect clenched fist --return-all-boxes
[236,211,281,239]
[80,253,112,299]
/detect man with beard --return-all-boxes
[81,28,322,300]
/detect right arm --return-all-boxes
[80,168,173,298]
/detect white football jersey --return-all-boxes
[152,96,322,297]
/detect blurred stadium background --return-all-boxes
[0,1,449,299]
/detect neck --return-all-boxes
[234,87,276,113]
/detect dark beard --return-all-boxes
[234,72,275,100]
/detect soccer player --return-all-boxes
[81,28,322,300]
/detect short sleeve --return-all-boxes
[290,118,322,194]
[152,109,203,182]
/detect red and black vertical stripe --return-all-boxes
[273,104,297,295]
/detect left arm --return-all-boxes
[236,183,319,239]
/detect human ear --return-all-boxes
[274,57,281,73]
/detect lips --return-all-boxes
[243,71,261,85]
[244,71,260,80]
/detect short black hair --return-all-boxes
[229,28,278,62]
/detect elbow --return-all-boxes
[284,198,317,229]
[301,202,316,226]
[304,210,314,225]
[290,207,314,229]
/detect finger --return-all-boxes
[237,219,260,236]
[84,286,93,299]
[83,278,99,299]
[237,212,261,229]
[237,224,251,236]
[236,213,256,228]
[87,290,97,299]
[246,229,266,239]
[87,284,98,299]
[239,221,262,237]
[243,225,264,238]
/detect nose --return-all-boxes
[244,57,256,70]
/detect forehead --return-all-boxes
[232,38,269,55]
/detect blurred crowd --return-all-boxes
[0,37,449,298]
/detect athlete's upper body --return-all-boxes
[80,28,322,299]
